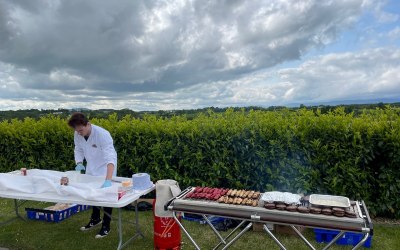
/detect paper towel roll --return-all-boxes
[132,173,153,190]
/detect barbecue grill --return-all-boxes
[165,187,373,250]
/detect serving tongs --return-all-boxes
[164,186,193,211]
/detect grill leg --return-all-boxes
[263,224,287,250]
[322,231,345,250]
[173,211,201,250]
[220,222,252,250]
[202,215,226,245]
[213,220,247,250]
[290,225,316,250]
[352,233,369,250]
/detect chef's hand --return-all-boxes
[101,180,112,188]
[75,163,85,171]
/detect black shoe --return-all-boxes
[80,218,102,231]
[95,225,111,239]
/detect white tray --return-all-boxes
[309,194,350,208]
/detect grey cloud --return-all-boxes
[0,0,367,94]
[157,48,400,109]
[1,46,399,112]
[276,48,400,103]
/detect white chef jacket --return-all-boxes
[74,124,117,177]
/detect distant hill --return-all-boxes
[287,97,400,107]
[0,102,399,121]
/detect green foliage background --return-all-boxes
[0,107,399,218]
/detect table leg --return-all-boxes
[1,199,27,226]
[14,199,25,220]
[135,200,144,237]
[116,201,144,250]
[117,208,123,250]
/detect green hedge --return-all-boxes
[0,107,399,218]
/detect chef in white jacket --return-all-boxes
[68,112,117,239]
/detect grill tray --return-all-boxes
[309,194,350,208]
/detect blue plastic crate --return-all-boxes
[182,213,225,225]
[314,229,372,248]
[182,213,204,223]
[337,232,372,248]
[25,204,90,223]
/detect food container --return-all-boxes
[21,168,27,176]
[309,194,350,208]
[60,176,69,186]
[122,180,132,187]
[260,191,301,205]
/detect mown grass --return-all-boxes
[0,198,399,249]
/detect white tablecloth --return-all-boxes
[0,169,154,207]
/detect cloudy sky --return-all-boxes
[0,0,399,111]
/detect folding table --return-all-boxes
[0,170,154,250]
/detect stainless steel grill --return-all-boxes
[166,187,373,250]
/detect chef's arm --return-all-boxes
[106,163,114,180]
[74,134,85,164]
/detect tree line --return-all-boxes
[0,102,399,121]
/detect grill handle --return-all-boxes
[163,186,193,211]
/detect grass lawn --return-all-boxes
[0,198,399,249]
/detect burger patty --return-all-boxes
[286,205,297,212]
[321,208,332,215]
[297,206,310,213]
[310,207,322,214]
